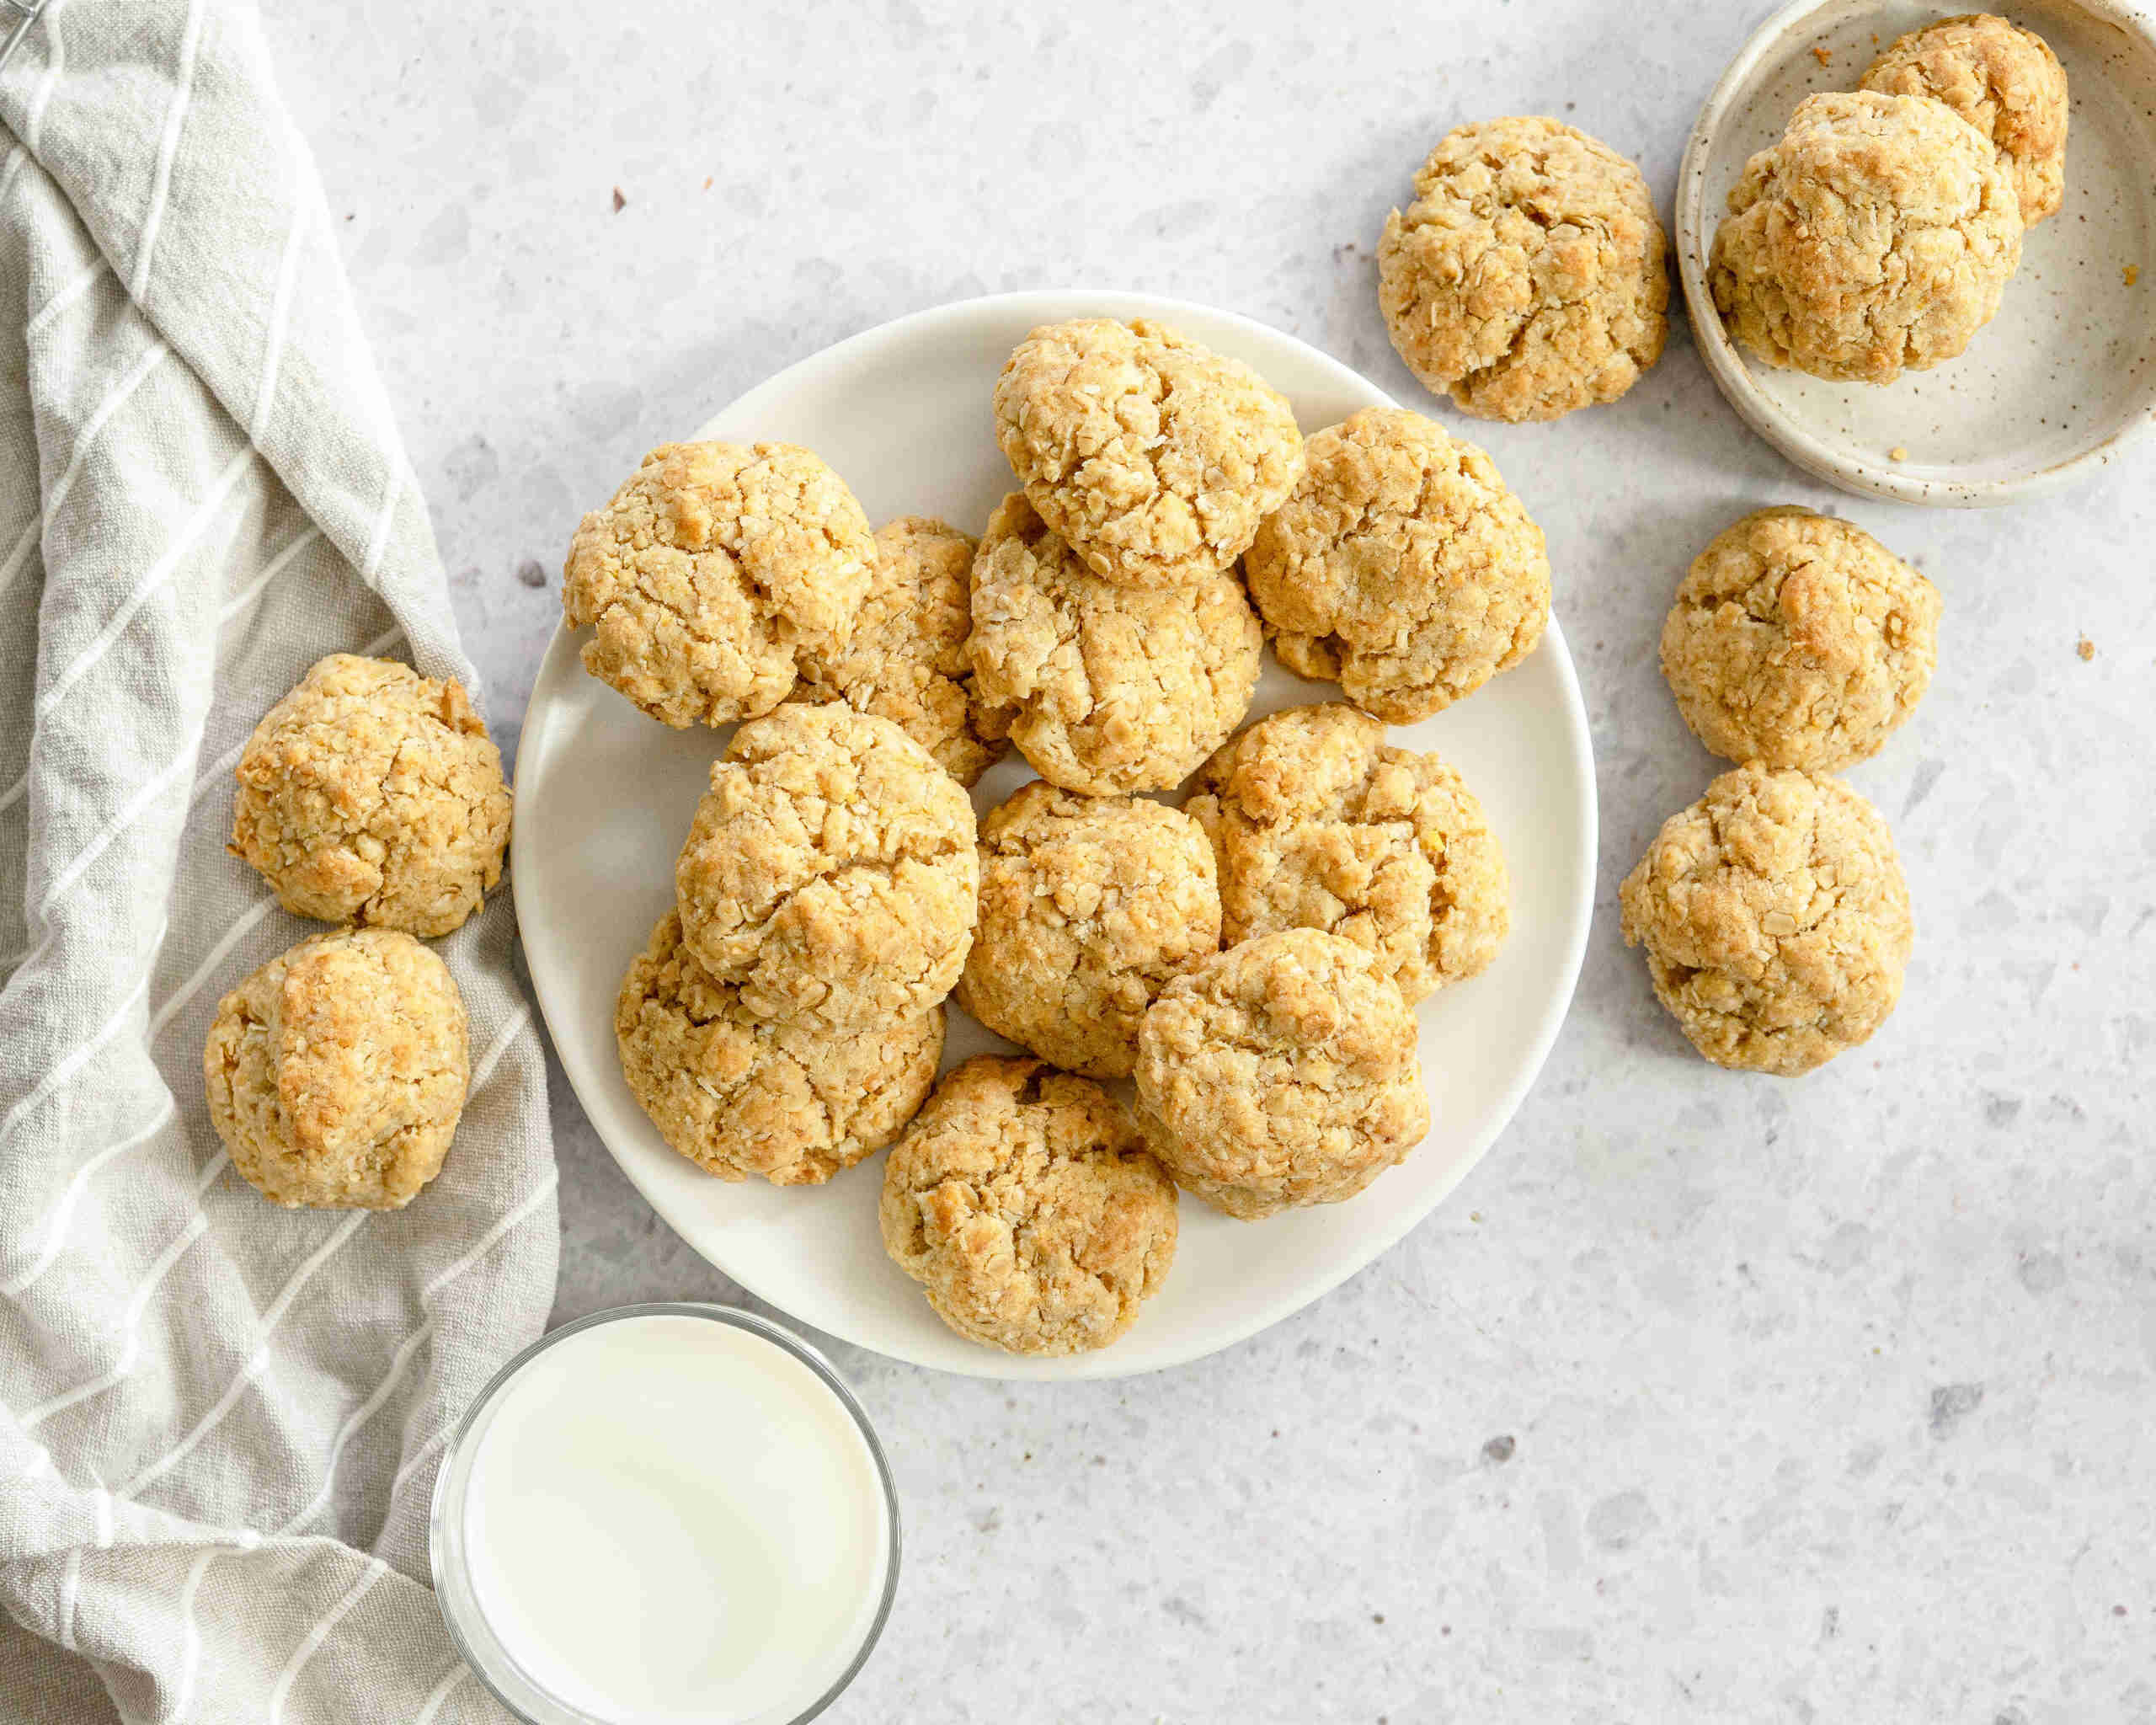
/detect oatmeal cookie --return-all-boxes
[968,493,1262,794]
[1861,13,2068,224]
[561,441,873,727]
[230,654,510,937]
[1187,704,1508,1003]
[879,1055,1178,1356]
[795,515,1011,787]
[1378,116,1669,422]
[956,784,1221,1080]
[1134,929,1428,1220]
[674,704,977,1030]
[992,318,1304,589]
[1619,764,1913,1076]
[204,927,468,1210]
[1662,508,1943,772]
[617,911,942,1184]
[1710,90,2023,385]
[1243,408,1550,723]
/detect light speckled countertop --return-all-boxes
[266,2,2155,1717]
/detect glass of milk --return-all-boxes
[430,1302,900,1725]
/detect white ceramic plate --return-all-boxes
[512,291,1595,1379]
[1677,0,2156,505]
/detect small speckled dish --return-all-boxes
[1677,0,2156,505]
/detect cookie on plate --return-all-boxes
[674,705,977,1031]
[617,911,942,1184]
[1134,929,1429,1220]
[1378,116,1669,422]
[1661,507,1943,772]
[968,492,1262,794]
[1619,764,1913,1076]
[956,783,1221,1080]
[1861,13,2068,225]
[229,653,511,938]
[992,317,1304,589]
[879,1055,1179,1357]
[1710,90,2023,385]
[562,441,873,728]
[1187,703,1508,1004]
[205,927,468,1210]
[795,515,1011,788]
[1243,408,1550,723]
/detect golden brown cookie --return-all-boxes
[1861,13,2068,224]
[1187,704,1508,1004]
[674,705,977,1031]
[956,784,1221,1080]
[1661,508,1943,772]
[229,654,510,938]
[1710,91,2023,385]
[991,318,1304,589]
[968,493,1262,794]
[1378,116,1669,422]
[617,911,942,1184]
[1244,408,1550,723]
[1619,764,1913,1076]
[204,927,468,1210]
[562,441,873,728]
[795,515,1011,787]
[1134,929,1428,1220]
[879,1055,1178,1357]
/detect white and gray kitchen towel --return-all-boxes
[0,3,555,1719]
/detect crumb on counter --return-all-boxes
[1889,445,1909,462]
[2127,265,2141,287]
[1812,45,1833,67]
[611,187,627,213]
[2077,637,2095,661]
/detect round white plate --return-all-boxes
[1676,0,2156,506]
[512,291,1596,1379]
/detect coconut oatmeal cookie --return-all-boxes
[1861,13,2068,225]
[204,927,468,1210]
[1619,764,1913,1076]
[1243,408,1550,723]
[795,515,1011,787]
[230,654,510,938]
[562,441,873,728]
[617,911,942,1184]
[1187,703,1508,1004]
[956,784,1221,1081]
[991,318,1304,589]
[1661,507,1943,772]
[1134,929,1429,1220]
[674,705,977,1031]
[1378,116,1669,422]
[879,1055,1179,1357]
[968,493,1262,794]
[1710,90,2023,385]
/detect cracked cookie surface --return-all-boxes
[230,653,511,937]
[1187,703,1508,1004]
[617,911,942,1183]
[956,784,1221,1080]
[1134,928,1428,1220]
[879,1055,1178,1356]
[1861,13,2068,225]
[1378,116,1668,423]
[1619,764,1913,1076]
[205,927,469,1210]
[1244,408,1550,723]
[562,441,873,727]
[796,515,1011,787]
[992,318,1304,589]
[1710,90,2023,385]
[1662,508,1942,772]
[968,493,1262,794]
[675,705,978,1031]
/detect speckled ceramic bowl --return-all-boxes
[1677,0,2156,506]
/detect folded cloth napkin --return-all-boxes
[0,3,554,1719]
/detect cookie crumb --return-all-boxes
[702,176,713,190]
[611,186,627,213]
[1812,45,1833,67]
[2127,265,2141,287]
[1889,445,1909,462]
[2077,636,2095,661]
